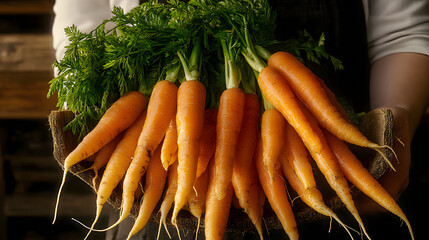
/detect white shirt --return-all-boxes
[52,0,429,63]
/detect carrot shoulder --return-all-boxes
[325,130,414,240]
[121,80,177,225]
[171,80,206,226]
[214,87,245,200]
[53,90,146,224]
[257,66,322,154]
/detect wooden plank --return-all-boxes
[0,34,55,72]
[0,71,58,119]
[0,0,54,15]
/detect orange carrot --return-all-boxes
[261,107,287,182]
[283,122,316,190]
[171,80,206,227]
[77,133,123,190]
[127,143,168,240]
[161,115,178,170]
[120,80,177,228]
[298,102,372,240]
[231,93,263,238]
[205,158,234,240]
[255,136,299,240]
[187,166,209,240]
[53,90,146,224]
[257,66,322,154]
[214,87,245,200]
[267,52,388,153]
[83,110,147,239]
[196,108,217,179]
[280,127,353,238]
[324,130,414,240]
[157,160,179,240]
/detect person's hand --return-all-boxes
[355,106,412,215]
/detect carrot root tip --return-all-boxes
[52,170,68,225]
[373,146,397,171]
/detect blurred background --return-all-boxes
[0,0,427,240]
[0,0,110,239]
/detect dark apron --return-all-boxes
[108,1,370,239]
[269,0,370,112]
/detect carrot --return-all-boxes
[204,158,234,240]
[82,134,123,190]
[83,110,147,239]
[261,107,287,182]
[120,80,177,225]
[280,125,353,238]
[298,102,372,240]
[161,115,178,170]
[157,160,179,240]
[214,87,245,200]
[255,135,299,240]
[53,90,146,224]
[267,52,393,162]
[257,66,322,154]
[283,122,316,190]
[231,93,263,238]
[187,166,209,240]
[171,80,206,227]
[324,130,414,240]
[127,142,168,240]
[196,108,217,179]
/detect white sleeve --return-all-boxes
[52,0,140,61]
[52,0,113,61]
[363,0,429,63]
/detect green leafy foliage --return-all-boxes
[49,0,343,138]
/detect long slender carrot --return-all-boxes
[77,133,123,190]
[161,115,178,170]
[267,51,388,152]
[120,80,177,227]
[171,80,206,226]
[127,143,168,240]
[255,136,299,240]
[298,102,372,240]
[324,130,414,240]
[231,93,263,238]
[280,129,353,239]
[261,107,287,182]
[53,90,146,224]
[187,166,209,240]
[157,160,179,240]
[214,87,245,200]
[257,66,322,154]
[196,108,217,179]
[283,122,316,190]
[205,158,234,240]
[83,110,147,239]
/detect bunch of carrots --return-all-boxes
[49,1,414,240]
